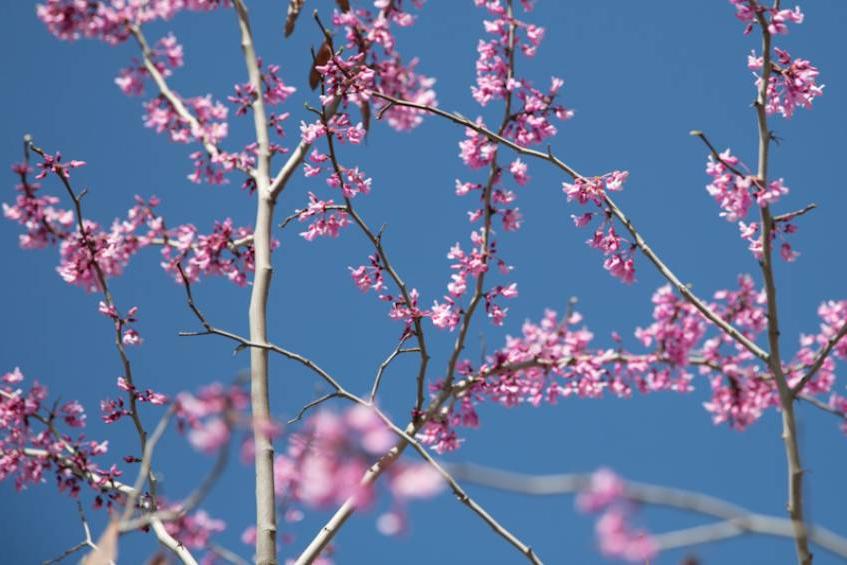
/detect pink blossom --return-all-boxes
[595,508,658,563]
[165,509,226,550]
[430,300,461,331]
[2,368,24,384]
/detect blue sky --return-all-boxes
[1,1,846,563]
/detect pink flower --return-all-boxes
[577,468,625,512]
[430,300,460,331]
[121,328,143,346]
[509,159,529,186]
[595,508,658,563]
[2,367,24,384]
[388,465,445,499]
[188,417,230,454]
[164,510,226,550]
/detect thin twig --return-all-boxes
[288,392,340,424]
[371,344,420,402]
[774,203,817,223]
[121,405,177,524]
[121,425,231,532]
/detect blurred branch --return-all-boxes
[445,463,847,559]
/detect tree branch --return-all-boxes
[751,7,811,562]
[445,463,847,559]
[128,25,241,173]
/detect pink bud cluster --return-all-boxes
[3,162,73,249]
[331,1,437,131]
[160,219,264,287]
[5,160,264,291]
[0,368,121,498]
[635,285,708,368]
[164,508,227,551]
[230,60,297,115]
[297,192,349,241]
[471,0,572,146]
[565,172,636,284]
[704,149,799,261]
[698,275,775,429]
[432,1,567,334]
[576,468,658,563]
[115,34,184,96]
[430,237,518,332]
[420,272,847,452]
[299,115,371,200]
[36,0,228,46]
[98,301,143,346]
[748,47,823,119]
[729,1,804,36]
[175,383,249,454]
[729,2,822,118]
[273,405,443,538]
[317,52,377,108]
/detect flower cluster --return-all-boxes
[576,468,657,563]
[316,52,377,108]
[160,219,263,287]
[175,382,250,454]
[564,172,636,283]
[3,162,73,249]
[730,2,823,118]
[330,1,437,131]
[748,47,823,119]
[230,60,296,115]
[299,115,372,200]
[5,159,267,300]
[273,405,444,539]
[162,509,227,557]
[471,0,573,145]
[703,149,799,261]
[635,285,707,367]
[296,192,350,241]
[115,33,184,96]
[729,1,803,36]
[36,0,229,46]
[0,368,122,499]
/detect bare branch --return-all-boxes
[371,343,420,403]
[121,406,177,524]
[774,203,816,223]
[367,406,542,564]
[151,519,199,565]
[289,392,340,424]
